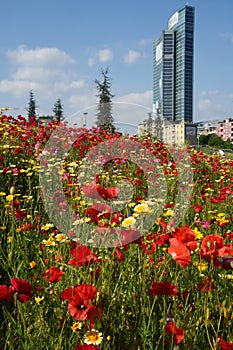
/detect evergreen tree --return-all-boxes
[95,67,115,132]
[27,90,37,120]
[53,98,64,121]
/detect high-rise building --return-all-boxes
[153,5,195,123]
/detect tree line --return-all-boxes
[27,68,115,132]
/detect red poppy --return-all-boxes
[193,204,204,213]
[62,284,97,303]
[11,278,34,303]
[219,337,233,350]
[44,266,64,283]
[74,345,102,350]
[14,209,27,220]
[114,247,124,262]
[168,241,191,268]
[200,234,224,261]
[99,186,119,201]
[196,278,215,292]
[172,226,197,251]
[148,281,178,297]
[82,182,119,201]
[61,284,100,325]
[152,233,171,246]
[119,228,142,246]
[84,203,112,224]
[68,245,100,267]
[165,321,185,344]
[0,285,15,302]
[218,244,233,258]
[81,183,103,200]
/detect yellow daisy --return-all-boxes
[84,329,103,345]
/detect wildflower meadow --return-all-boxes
[0,114,232,350]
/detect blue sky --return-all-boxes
[0,0,233,127]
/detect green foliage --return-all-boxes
[53,98,64,122]
[27,90,37,119]
[199,133,233,149]
[95,67,115,133]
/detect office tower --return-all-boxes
[153,5,195,123]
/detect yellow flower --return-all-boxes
[226,275,233,280]
[71,322,82,331]
[55,234,68,243]
[29,261,36,269]
[41,223,54,230]
[163,209,174,217]
[193,227,203,239]
[193,261,208,271]
[121,216,136,228]
[35,296,44,304]
[42,239,56,246]
[6,194,14,202]
[84,329,103,345]
[134,203,149,213]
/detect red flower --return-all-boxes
[219,337,233,350]
[84,203,112,224]
[74,345,101,350]
[119,228,142,246]
[0,285,15,302]
[196,278,215,292]
[172,226,197,251]
[44,266,64,283]
[165,321,185,344]
[168,241,191,267]
[11,278,34,303]
[193,204,204,213]
[14,209,27,220]
[61,284,100,325]
[100,186,119,200]
[68,245,100,267]
[114,247,124,262]
[82,182,119,201]
[148,281,178,297]
[218,244,233,258]
[81,183,103,200]
[200,234,224,261]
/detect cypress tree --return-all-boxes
[95,67,115,133]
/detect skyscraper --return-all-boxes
[153,5,195,123]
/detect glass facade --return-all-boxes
[153,6,194,123]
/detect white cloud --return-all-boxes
[7,45,75,67]
[201,89,220,97]
[198,98,212,111]
[123,50,144,64]
[114,90,153,127]
[87,57,95,67]
[97,49,113,63]
[0,79,39,98]
[138,38,152,46]
[0,45,83,101]
[197,97,223,120]
[117,90,152,106]
[220,32,233,43]
[70,80,85,89]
